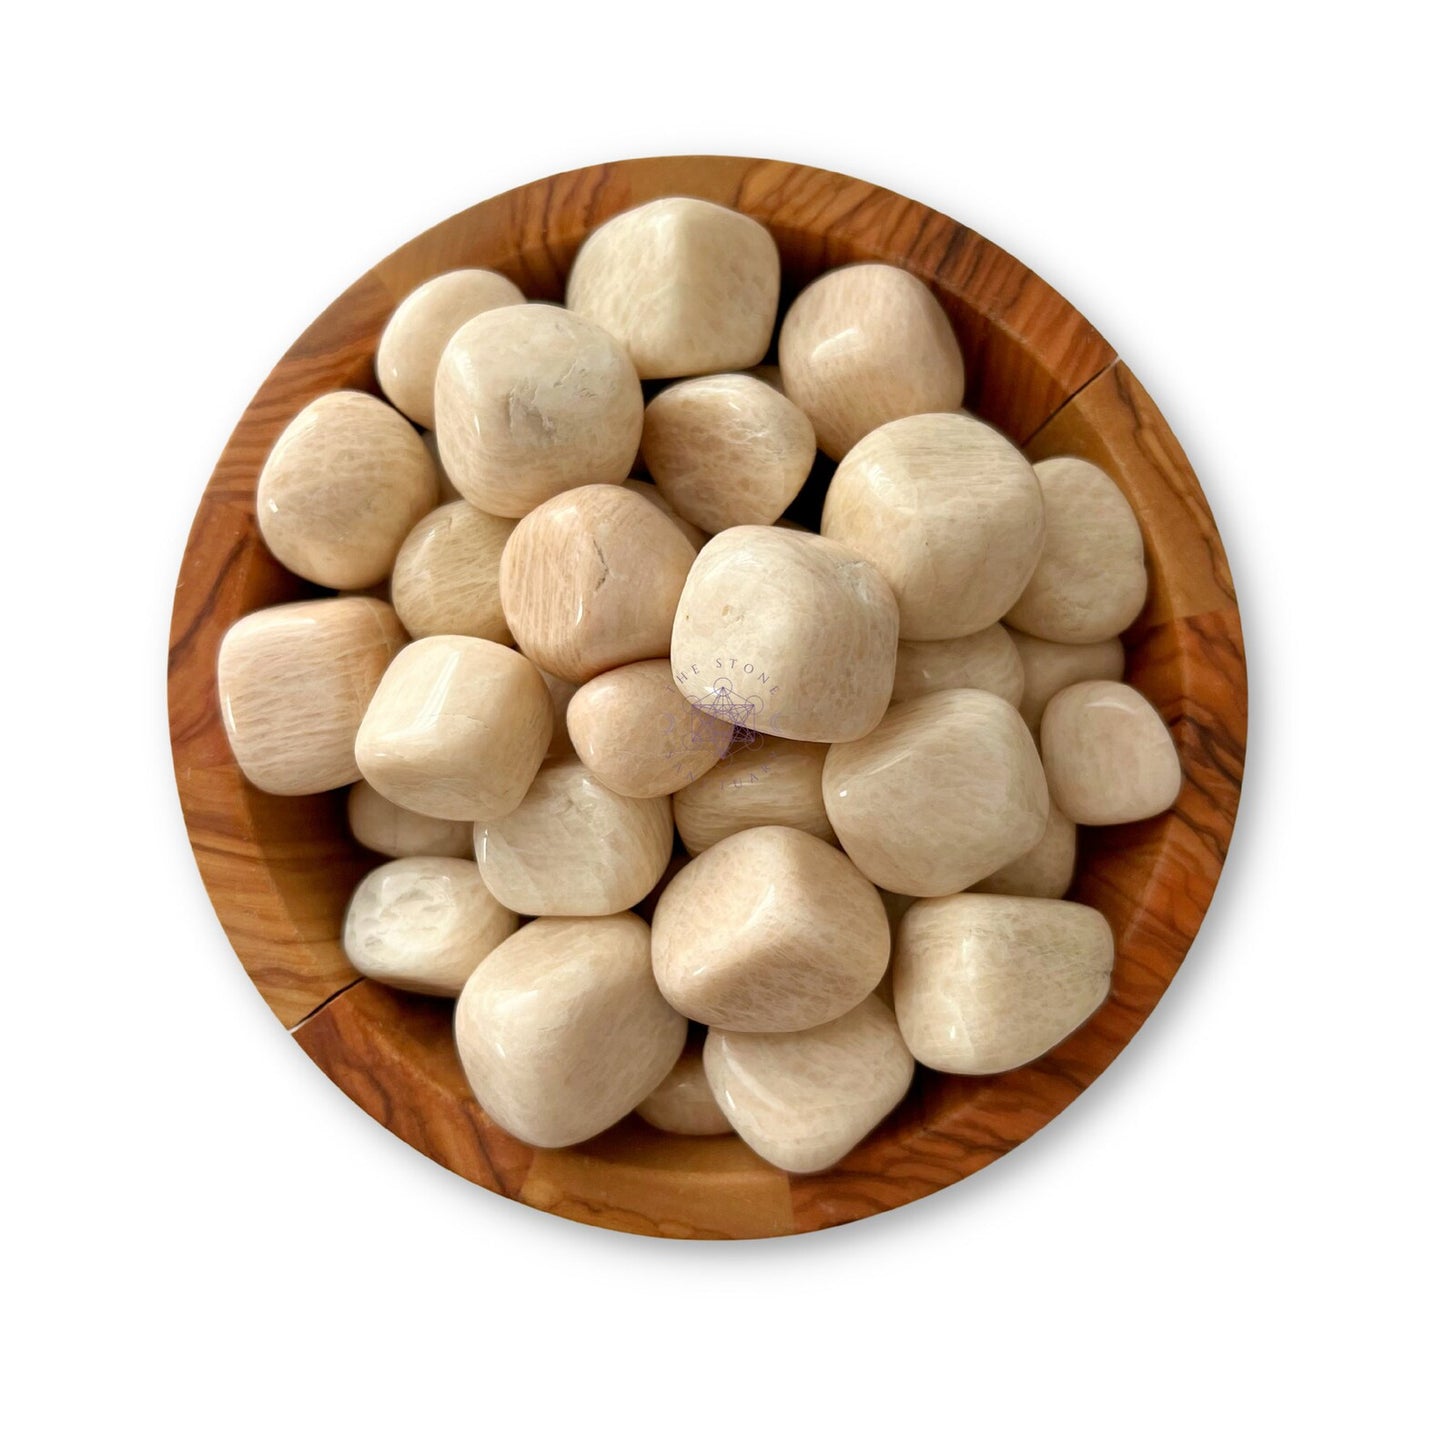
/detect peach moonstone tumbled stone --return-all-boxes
[893,894,1114,1074]
[342,857,516,997]
[635,1040,732,1136]
[779,263,965,460]
[671,526,899,743]
[1041,680,1182,825]
[389,501,515,644]
[217,597,407,796]
[651,825,890,1033]
[823,688,1050,896]
[434,303,643,518]
[256,391,437,589]
[566,197,781,380]
[890,624,1025,707]
[972,803,1077,900]
[822,411,1044,640]
[703,995,915,1173]
[455,914,687,1149]
[354,636,552,822]
[347,780,473,860]
[474,758,673,916]
[501,484,696,685]
[1008,629,1127,732]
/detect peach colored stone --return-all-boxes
[891,624,1024,707]
[256,391,437,589]
[779,263,965,459]
[823,688,1049,896]
[621,478,709,550]
[1009,629,1128,732]
[346,780,473,860]
[671,526,898,743]
[566,198,780,380]
[390,501,515,644]
[635,1041,731,1136]
[894,894,1113,1074]
[652,825,890,1033]
[973,804,1077,899]
[822,412,1043,640]
[455,914,686,1148]
[421,431,464,503]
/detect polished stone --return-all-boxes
[891,624,1025,707]
[635,1040,732,1136]
[621,478,709,550]
[1009,629,1127,732]
[346,780,473,860]
[972,803,1077,899]
[389,500,515,644]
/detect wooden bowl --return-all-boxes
[168,156,1247,1239]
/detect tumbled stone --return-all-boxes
[891,624,1024,707]
[1009,629,1127,732]
[389,500,515,644]
[346,780,473,860]
[972,804,1077,900]
[621,478,709,550]
[635,1040,732,1136]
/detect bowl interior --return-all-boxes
[168,156,1246,1238]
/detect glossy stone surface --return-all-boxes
[703,996,915,1173]
[217,597,407,796]
[972,803,1077,899]
[1005,456,1148,643]
[434,303,643,518]
[891,624,1024,707]
[652,825,890,1032]
[621,478,709,550]
[474,758,673,915]
[455,914,687,1149]
[375,268,525,428]
[256,391,437,588]
[390,500,515,644]
[1041,680,1182,825]
[1009,629,1127,732]
[346,780,473,860]
[635,1040,732,1136]
[641,373,815,532]
[671,526,898,743]
[567,659,733,799]
[823,688,1049,895]
[672,734,834,856]
[779,263,965,459]
[354,636,552,821]
[894,894,1113,1074]
[342,857,516,997]
[501,484,696,684]
[822,411,1043,640]
[566,197,780,379]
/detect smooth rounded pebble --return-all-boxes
[635,1041,732,1136]
[641,373,816,532]
[375,268,525,428]
[390,501,515,643]
[256,391,437,589]
[1009,629,1127,732]
[823,411,1043,640]
[421,431,464,503]
[346,780,473,860]
[342,857,516,996]
[891,625,1025,707]
[823,688,1049,896]
[455,914,687,1149]
[894,894,1114,1074]
[779,263,965,459]
[1041,680,1182,825]
[703,996,915,1173]
[972,804,1077,899]
[1005,456,1148,643]
[652,825,890,1033]
[474,758,674,916]
[434,304,643,518]
[621,478,709,550]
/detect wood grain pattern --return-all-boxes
[170,156,1247,1236]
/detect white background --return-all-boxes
[4,3,1441,1440]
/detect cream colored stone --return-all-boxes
[455,914,686,1149]
[566,198,780,380]
[671,526,898,743]
[1009,629,1127,732]
[355,636,552,822]
[256,391,437,589]
[421,431,464,503]
[822,412,1043,640]
[342,857,516,997]
[567,659,733,799]
[672,734,835,856]
[823,689,1049,896]
[703,996,915,1173]
[779,263,965,459]
[501,484,696,685]
[218,598,407,796]
[894,894,1113,1074]
[1041,681,1181,825]
[621,478,708,550]
[434,303,642,518]
[375,269,525,428]
[389,501,515,644]
[635,1041,731,1136]
[346,780,473,860]
[891,625,1025,707]
[1005,456,1148,643]
[973,804,1077,899]
[641,374,816,532]
[474,758,673,915]
[652,825,890,1032]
